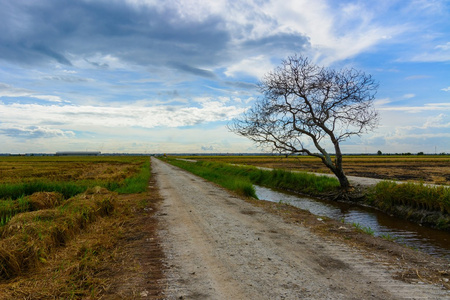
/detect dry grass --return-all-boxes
[0,158,165,299]
[0,156,144,184]
[0,187,115,280]
[27,191,64,210]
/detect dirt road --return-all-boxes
[152,158,449,299]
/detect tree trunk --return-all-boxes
[334,168,351,190]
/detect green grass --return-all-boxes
[248,168,340,194]
[368,181,450,214]
[352,222,375,236]
[163,158,340,198]
[0,195,30,226]
[379,233,399,242]
[114,159,151,194]
[163,159,257,198]
[0,181,89,200]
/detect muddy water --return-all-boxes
[254,185,450,260]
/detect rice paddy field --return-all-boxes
[0,155,145,184]
[0,155,162,299]
[181,155,450,185]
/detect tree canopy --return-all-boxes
[229,55,379,190]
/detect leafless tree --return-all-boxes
[229,55,379,190]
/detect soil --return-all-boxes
[101,175,167,299]
[151,158,450,299]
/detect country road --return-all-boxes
[152,157,449,300]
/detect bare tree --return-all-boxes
[229,55,379,190]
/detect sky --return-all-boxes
[0,0,449,154]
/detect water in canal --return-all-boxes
[254,185,450,260]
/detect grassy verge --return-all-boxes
[164,159,257,198]
[163,157,340,197]
[368,181,450,213]
[367,181,450,229]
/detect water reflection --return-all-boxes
[254,185,450,260]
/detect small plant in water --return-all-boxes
[380,233,399,242]
[352,222,375,236]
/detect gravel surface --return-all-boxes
[153,158,449,300]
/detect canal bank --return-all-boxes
[255,185,450,260]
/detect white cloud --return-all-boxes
[442,87,450,92]
[378,103,450,113]
[402,93,415,99]
[435,42,450,51]
[225,55,274,78]
[410,40,450,62]
[405,75,431,80]
[262,0,405,64]
[0,83,33,98]
[32,95,64,103]
[374,98,391,106]
[0,83,67,103]
[0,102,246,130]
[423,113,450,129]
[0,124,75,139]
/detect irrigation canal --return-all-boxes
[254,185,450,260]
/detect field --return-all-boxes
[0,156,164,299]
[181,155,450,185]
[0,156,144,184]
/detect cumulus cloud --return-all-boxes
[423,113,450,129]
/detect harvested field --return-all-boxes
[185,155,450,185]
[0,156,143,184]
[0,156,166,298]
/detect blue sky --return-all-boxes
[0,0,449,154]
